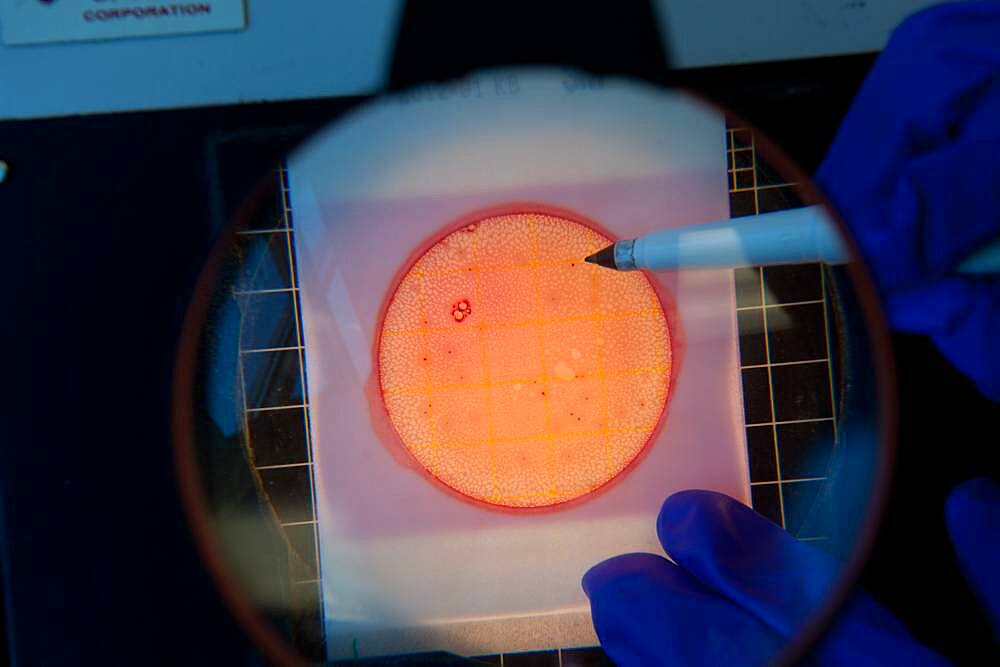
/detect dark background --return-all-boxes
[5,1,998,664]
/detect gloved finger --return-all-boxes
[817,2,1000,232]
[858,129,1000,291]
[656,490,841,637]
[945,477,1000,639]
[582,552,785,667]
[900,134,1000,279]
[655,490,899,639]
[886,278,1000,400]
[658,490,951,667]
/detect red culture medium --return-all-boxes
[369,205,675,510]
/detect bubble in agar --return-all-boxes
[377,210,672,508]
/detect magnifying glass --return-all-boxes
[172,73,897,666]
[172,10,898,667]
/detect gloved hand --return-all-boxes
[583,486,999,666]
[815,1,1000,400]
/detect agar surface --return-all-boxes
[377,210,672,508]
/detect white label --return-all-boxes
[1,0,246,45]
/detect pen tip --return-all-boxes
[584,244,617,270]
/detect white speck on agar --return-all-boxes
[554,360,575,380]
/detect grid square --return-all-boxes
[490,382,548,441]
[734,267,762,307]
[430,386,491,445]
[547,376,605,435]
[241,349,302,409]
[285,523,318,578]
[492,440,553,503]
[758,186,805,213]
[733,149,753,169]
[258,466,313,524]
[247,407,308,467]
[732,129,752,148]
[735,169,754,189]
[243,183,285,230]
[606,373,665,433]
[741,367,773,425]
[476,266,538,325]
[381,392,434,446]
[540,319,602,379]
[730,190,756,217]
[777,420,835,479]
[472,215,536,266]
[550,435,609,495]
[484,324,543,382]
[536,262,595,320]
[238,290,295,351]
[417,228,476,273]
[381,276,423,331]
[737,308,766,366]
[533,216,607,263]
[420,269,477,328]
[600,313,669,373]
[607,432,651,478]
[766,303,827,363]
[782,479,832,538]
[377,332,426,391]
[751,484,782,526]
[425,327,483,387]
[770,361,833,422]
[762,263,822,305]
[596,270,660,314]
[746,425,778,483]
[233,232,293,292]
[755,159,792,187]
[432,442,495,500]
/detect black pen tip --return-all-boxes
[584,244,617,270]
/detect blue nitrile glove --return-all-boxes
[583,490,954,666]
[945,478,1000,640]
[815,1,1000,400]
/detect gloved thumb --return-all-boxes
[656,489,842,637]
[657,490,949,666]
[945,477,1000,639]
[582,552,784,666]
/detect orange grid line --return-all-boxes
[405,423,658,451]
[381,365,668,397]
[413,277,438,469]
[380,307,665,338]
[527,219,558,496]
[408,253,602,280]
[470,231,501,499]
[590,262,613,478]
